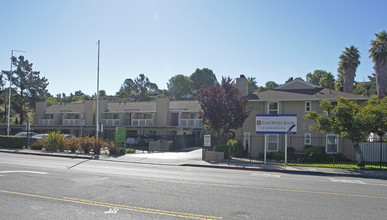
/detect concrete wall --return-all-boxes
[156,97,169,126]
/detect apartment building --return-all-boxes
[35,97,203,138]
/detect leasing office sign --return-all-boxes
[256,114,297,134]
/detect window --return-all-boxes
[304,133,311,145]
[305,101,311,112]
[266,134,279,152]
[268,102,279,115]
[143,114,152,119]
[326,134,339,154]
[190,113,199,119]
[113,114,119,119]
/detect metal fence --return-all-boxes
[226,135,387,169]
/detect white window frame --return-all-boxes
[326,134,339,154]
[268,102,279,115]
[305,101,311,112]
[304,133,311,145]
[266,134,279,152]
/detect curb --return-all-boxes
[181,163,290,173]
[0,149,93,160]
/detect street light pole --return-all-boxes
[7,50,25,136]
[96,40,100,138]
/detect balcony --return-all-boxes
[39,119,54,126]
[132,119,153,126]
[102,119,120,126]
[179,119,203,127]
[63,119,84,126]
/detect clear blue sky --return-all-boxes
[1,0,386,96]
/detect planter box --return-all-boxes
[205,151,224,162]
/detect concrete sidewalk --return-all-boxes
[1,147,387,180]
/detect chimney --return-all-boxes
[236,75,248,97]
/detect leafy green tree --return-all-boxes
[118,74,158,101]
[46,97,59,106]
[306,97,386,166]
[306,70,328,86]
[167,74,193,100]
[353,74,377,97]
[190,68,217,91]
[369,30,387,99]
[99,90,107,97]
[3,56,49,124]
[196,77,250,144]
[247,77,258,94]
[265,81,278,89]
[338,45,360,93]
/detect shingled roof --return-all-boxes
[252,79,368,101]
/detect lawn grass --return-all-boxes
[283,163,387,170]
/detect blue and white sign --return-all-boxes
[256,114,297,134]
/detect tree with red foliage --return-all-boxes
[196,77,250,144]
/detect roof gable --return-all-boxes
[275,79,319,90]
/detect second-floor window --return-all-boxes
[268,102,279,115]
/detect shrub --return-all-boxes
[118,147,126,155]
[227,139,248,158]
[43,132,65,151]
[30,141,44,150]
[80,136,92,154]
[214,144,229,159]
[92,137,102,155]
[126,148,136,154]
[107,140,118,155]
[301,146,326,163]
[258,152,285,161]
[0,136,26,148]
[66,137,80,153]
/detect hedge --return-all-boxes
[0,135,27,149]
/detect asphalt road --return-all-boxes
[1,153,387,220]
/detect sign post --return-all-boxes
[203,135,211,160]
[256,114,297,164]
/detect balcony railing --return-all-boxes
[179,119,203,127]
[132,119,153,126]
[39,119,54,126]
[63,119,84,126]
[102,119,120,126]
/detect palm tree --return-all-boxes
[338,45,361,93]
[369,30,387,99]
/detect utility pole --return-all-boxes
[7,50,25,136]
[96,41,100,137]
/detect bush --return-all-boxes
[107,140,118,155]
[80,136,93,154]
[30,141,44,150]
[118,147,126,155]
[258,152,285,161]
[92,137,102,155]
[66,137,80,153]
[43,132,65,151]
[126,148,136,154]
[0,136,26,148]
[227,139,248,158]
[214,144,228,159]
[300,146,326,163]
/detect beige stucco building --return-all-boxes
[35,97,203,139]
[236,78,369,157]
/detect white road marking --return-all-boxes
[251,173,281,178]
[329,178,366,184]
[104,208,119,214]
[0,171,48,175]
